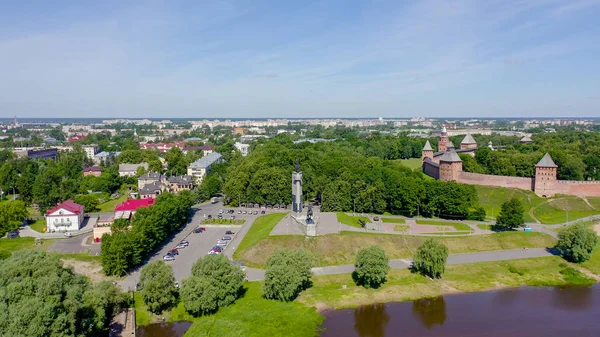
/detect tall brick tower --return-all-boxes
[438,127,449,152]
[439,150,462,182]
[534,153,558,197]
[422,140,434,161]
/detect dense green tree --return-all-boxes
[496,198,525,229]
[32,166,62,212]
[413,239,449,279]
[181,254,244,316]
[263,248,312,301]
[197,174,222,201]
[74,194,99,212]
[0,250,126,337]
[0,200,28,237]
[139,261,178,314]
[165,147,188,176]
[556,224,599,263]
[353,246,390,288]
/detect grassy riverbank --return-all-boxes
[238,231,557,268]
[298,256,596,309]
[336,212,370,228]
[232,213,287,260]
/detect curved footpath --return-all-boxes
[245,248,554,281]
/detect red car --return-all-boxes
[168,248,179,256]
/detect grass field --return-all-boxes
[582,242,600,275]
[533,197,598,224]
[398,158,423,170]
[382,217,406,224]
[201,218,246,225]
[96,194,127,213]
[232,213,287,260]
[477,224,493,230]
[336,212,371,228]
[237,231,557,268]
[421,232,473,236]
[28,219,46,232]
[475,185,542,222]
[415,220,472,231]
[298,256,594,309]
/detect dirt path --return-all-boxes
[581,196,598,210]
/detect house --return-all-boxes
[82,144,98,159]
[234,142,250,156]
[139,181,168,199]
[83,166,102,177]
[45,200,85,232]
[167,175,195,193]
[28,148,58,160]
[93,198,155,241]
[187,152,223,182]
[119,163,148,177]
[138,171,164,190]
[137,171,195,198]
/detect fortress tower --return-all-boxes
[446,141,455,151]
[534,153,558,197]
[460,134,477,150]
[438,127,449,152]
[439,150,462,182]
[422,140,434,161]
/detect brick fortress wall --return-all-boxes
[458,172,534,191]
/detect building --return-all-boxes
[438,127,449,152]
[460,134,477,150]
[139,182,167,199]
[137,171,164,190]
[137,171,195,199]
[187,152,223,182]
[119,163,148,177]
[167,175,195,193]
[181,145,215,156]
[520,136,533,144]
[45,200,85,232]
[94,151,120,165]
[234,142,250,156]
[234,127,248,135]
[83,166,102,177]
[82,145,98,159]
[93,198,155,241]
[28,148,58,160]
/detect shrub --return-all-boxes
[413,239,449,278]
[263,248,312,301]
[556,224,598,263]
[353,246,390,288]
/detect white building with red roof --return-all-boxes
[45,200,85,232]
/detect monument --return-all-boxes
[290,158,316,236]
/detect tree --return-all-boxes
[74,194,99,212]
[181,254,244,316]
[197,175,222,201]
[496,198,525,229]
[139,260,178,314]
[353,246,390,288]
[165,147,188,176]
[556,224,599,263]
[0,250,126,337]
[263,248,312,301]
[413,239,449,278]
[0,200,28,237]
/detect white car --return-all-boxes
[163,255,175,261]
[207,250,221,255]
[176,244,186,249]
[216,240,228,246]
[180,240,189,246]
[64,232,72,238]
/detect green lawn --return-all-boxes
[0,237,54,260]
[477,224,494,230]
[582,242,600,275]
[336,212,371,228]
[201,218,246,225]
[421,231,473,236]
[27,207,41,217]
[381,217,406,224]
[96,195,127,213]
[299,256,593,309]
[533,197,598,224]
[475,185,542,222]
[232,213,287,260]
[134,292,153,326]
[415,219,472,231]
[398,158,423,170]
[28,219,46,233]
[237,230,557,268]
[184,282,323,337]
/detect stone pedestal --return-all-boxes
[291,214,316,237]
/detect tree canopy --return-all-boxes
[556,224,599,263]
[496,198,525,229]
[262,248,313,301]
[139,261,178,314]
[353,245,390,288]
[0,200,28,237]
[413,239,449,279]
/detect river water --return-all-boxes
[136,321,192,337]
[320,285,600,337]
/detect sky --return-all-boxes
[0,0,599,119]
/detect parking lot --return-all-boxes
[119,201,271,291]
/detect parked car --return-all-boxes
[225,230,234,235]
[222,235,232,241]
[231,261,247,271]
[261,210,266,215]
[212,246,223,252]
[243,210,247,214]
[7,231,19,239]
[180,240,189,246]
[176,244,186,249]
[218,214,223,219]
[207,250,218,255]
[64,232,72,238]
[219,210,223,214]
[253,211,258,215]
[168,249,179,256]
[207,214,213,219]
[163,255,175,261]
[230,216,235,220]
[194,227,204,233]
[237,210,242,214]
[216,240,228,245]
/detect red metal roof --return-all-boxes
[46,200,84,215]
[83,166,102,172]
[114,198,156,212]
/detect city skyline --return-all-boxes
[1,0,599,118]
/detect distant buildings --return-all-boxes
[83,166,102,177]
[28,148,58,160]
[94,151,120,164]
[82,145,98,159]
[187,152,223,182]
[234,142,250,156]
[119,163,148,177]
[137,171,195,199]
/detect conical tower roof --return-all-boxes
[447,141,455,149]
[461,134,477,144]
[536,153,557,168]
[439,150,462,163]
[423,140,433,151]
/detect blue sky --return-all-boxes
[1,0,599,118]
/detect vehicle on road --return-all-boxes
[225,230,234,235]
[163,255,175,261]
[180,240,189,246]
[231,261,246,271]
[243,210,247,214]
[64,232,72,238]
[218,214,223,219]
[194,227,204,233]
[211,197,219,204]
[222,235,232,240]
[261,210,266,215]
[211,246,223,252]
[238,210,242,214]
[219,209,223,214]
[216,240,228,245]
[253,211,258,215]
[168,249,179,255]
[207,215,212,219]
[230,216,235,220]
[176,244,186,249]
[207,250,219,255]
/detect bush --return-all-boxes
[556,224,599,263]
[353,246,390,288]
[263,248,313,301]
[139,261,178,314]
[496,198,524,229]
[413,239,449,278]
[181,254,244,316]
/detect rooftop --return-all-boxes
[422,140,433,151]
[439,150,462,163]
[536,153,558,168]
[46,200,84,215]
[83,166,102,172]
[189,152,222,169]
[114,198,156,212]
[461,134,477,144]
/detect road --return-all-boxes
[119,201,265,291]
[249,248,555,281]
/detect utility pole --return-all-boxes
[353,199,356,216]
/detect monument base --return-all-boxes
[291,214,317,237]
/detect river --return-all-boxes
[320,285,600,337]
